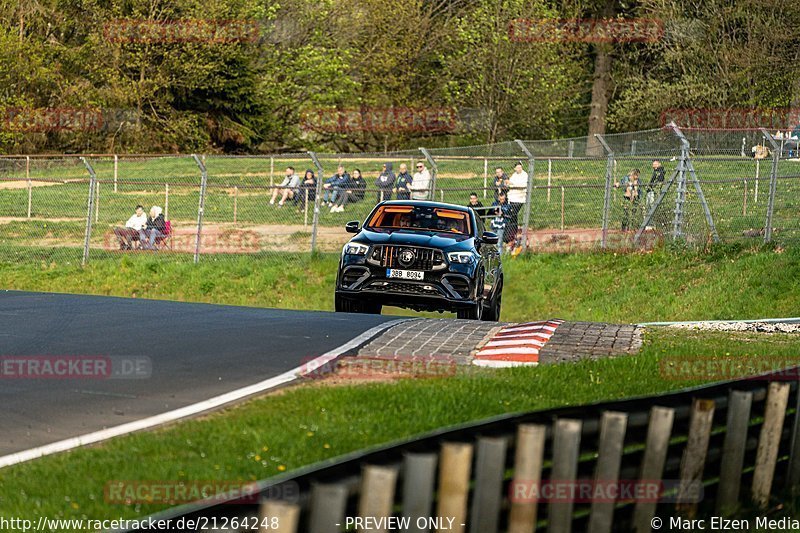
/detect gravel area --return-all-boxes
[668,321,800,333]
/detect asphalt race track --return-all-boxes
[0,291,395,457]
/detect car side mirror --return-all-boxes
[482,231,499,244]
[345,221,361,234]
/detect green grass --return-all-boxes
[2,328,800,525]
[0,245,797,323]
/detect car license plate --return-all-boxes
[387,269,424,280]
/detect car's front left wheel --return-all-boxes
[335,294,381,314]
[482,280,502,322]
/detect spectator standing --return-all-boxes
[323,165,349,206]
[507,162,529,239]
[113,204,147,250]
[139,206,166,250]
[490,207,506,254]
[493,167,509,200]
[270,166,300,207]
[375,162,395,202]
[394,163,413,200]
[467,192,486,219]
[491,191,514,244]
[409,161,431,200]
[615,169,641,231]
[646,160,665,208]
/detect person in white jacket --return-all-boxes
[409,162,431,200]
[507,162,529,240]
[113,204,147,250]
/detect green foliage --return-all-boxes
[0,0,797,152]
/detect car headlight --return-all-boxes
[447,251,477,264]
[343,242,369,256]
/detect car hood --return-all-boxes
[357,228,471,249]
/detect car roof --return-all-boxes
[379,200,471,212]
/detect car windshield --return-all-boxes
[367,205,471,235]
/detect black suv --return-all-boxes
[335,200,503,320]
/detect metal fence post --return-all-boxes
[79,157,97,266]
[26,156,32,218]
[308,152,325,253]
[594,134,614,249]
[419,147,437,199]
[192,154,208,264]
[671,131,689,241]
[515,140,534,253]
[760,128,779,243]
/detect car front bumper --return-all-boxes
[336,261,479,312]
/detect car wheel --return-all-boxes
[335,295,381,314]
[457,302,482,320]
[363,302,382,315]
[482,280,502,322]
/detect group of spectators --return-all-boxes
[613,159,667,231]
[268,162,433,213]
[113,204,167,250]
[465,162,530,253]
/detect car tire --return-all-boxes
[482,280,502,322]
[457,302,482,320]
[335,294,381,314]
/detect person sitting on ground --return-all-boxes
[113,204,147,250]
[375,162,395,202]
[270,166,300,207]
[294,169,317,210]
[331,169,366,212]
[139,206,166,250]
[393,164,413,200]
[323,165,350,206]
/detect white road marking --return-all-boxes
[0,319,406,469]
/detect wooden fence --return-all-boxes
[125,378,800,532]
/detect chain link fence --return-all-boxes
[0,126,797,267]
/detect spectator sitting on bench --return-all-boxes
[139,206,166,250]
[113,204,147,250]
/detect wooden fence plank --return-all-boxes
[259,500,300,533]
[633,406,675,533]
[786,382,800,489]
[358,465,399,533]
[676,399,715,517]
[753,382,791,508]
[716,390,753,515]
[469,436,508,533]
[309,482,349,533]
[547,418,582,533]
[508,424,547,533]
[588,411,628,533]
[437,442,473,533]
[403,452,439,533]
